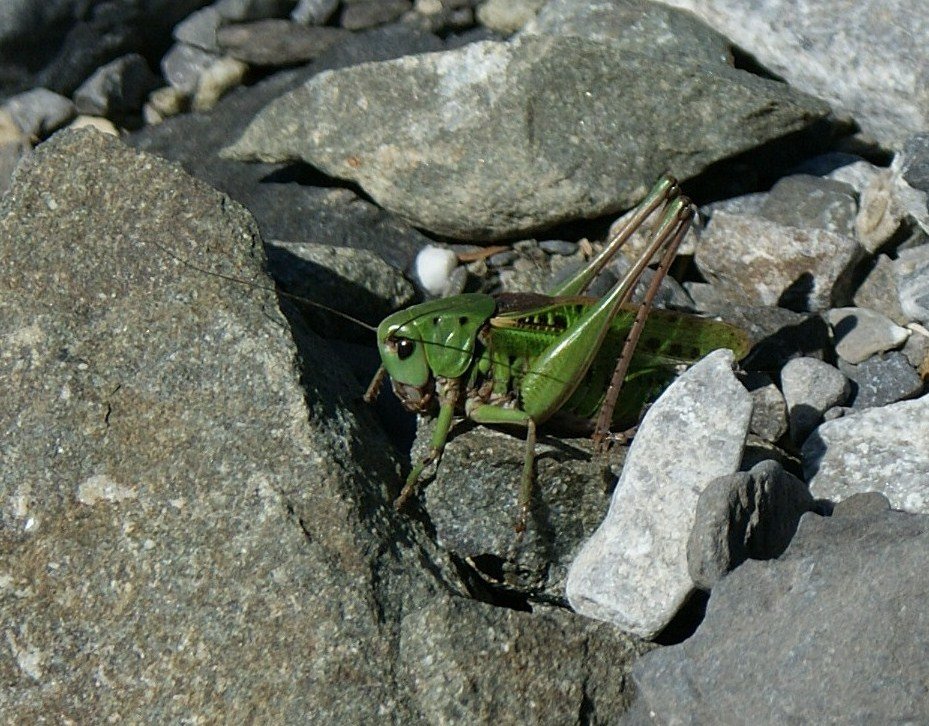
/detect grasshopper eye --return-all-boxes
[396,339,415,360]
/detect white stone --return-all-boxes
[804,393,929,512]
[566,349,753,638]
[415,245,459,296]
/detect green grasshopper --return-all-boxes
[363,176,751,530]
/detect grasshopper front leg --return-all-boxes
[395,381,460,510]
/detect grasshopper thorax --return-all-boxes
[376,293,496,412]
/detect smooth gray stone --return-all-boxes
[3,87,75,138]
[827,306,910,365]
[687,460,815,590]
[630,498,929,723]
[161,41,220,95]
[291,0,339,25]
[340,0,412,30]
[743,371,787,443]
[173,5,223,52]
[780,356,851,444]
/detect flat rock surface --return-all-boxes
[224,31,828,239]
[629,496,929,723]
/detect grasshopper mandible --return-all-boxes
[364,176,751,530]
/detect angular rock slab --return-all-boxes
[695,210,864,311]
[804,393,929,512]
[224,32,829,239]
[0,129,456,721]
[628,497,929,723]
[566,350,753,638]
[659,0,929,148]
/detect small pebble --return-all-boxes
[486,250,517,268]
[687,460,814,590]
[192,56,249,112]
[743,372,788,443]
[539,239,578,256]
[292,0,340,25]
[162,42,220,96]
[842,351,924,409]
[827,306,910,365]
[780,357,852,444]
[416,245,459,296]
[174,6,223,53]
[3,88,75,139]
[340,0,412,30]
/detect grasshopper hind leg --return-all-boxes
[591,195,695,450]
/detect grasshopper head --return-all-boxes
[375,294,496,413]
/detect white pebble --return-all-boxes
[415,245,458,296]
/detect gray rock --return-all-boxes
[895,244,929,326]
[0,128,451,720]
[416,426,619,600]
[217,20,349,65]
[0,127,646,722]
[72,53,160,118]
[780,357,851,444]
[702,191,766,218]
[264,239,416,338]
[291,0,340,25]
[630,498,929,723]
[853,254,908,325]
[400,598,652,722]
[855,169,906,253]
[687,460,815,590]
[224,30,828,240]
[161,41,221,96]
[694,210,864,312]
[174,5,223,52]
[521,0,731,65]
[340,0,412,30]
[3,87,75,138]
[743,371,787,443]
[827,306,911,365]
[538,238,577,256]
[477,0,546,33]
[842,351,925,409]
[566,350,753,638]
[804,392,929,512]
[759,174,857,238]
[659,0,929,147]
[216,0,299,22]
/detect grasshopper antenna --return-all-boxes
[148,238,377,333]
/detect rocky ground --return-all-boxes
[1,0,928,723]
